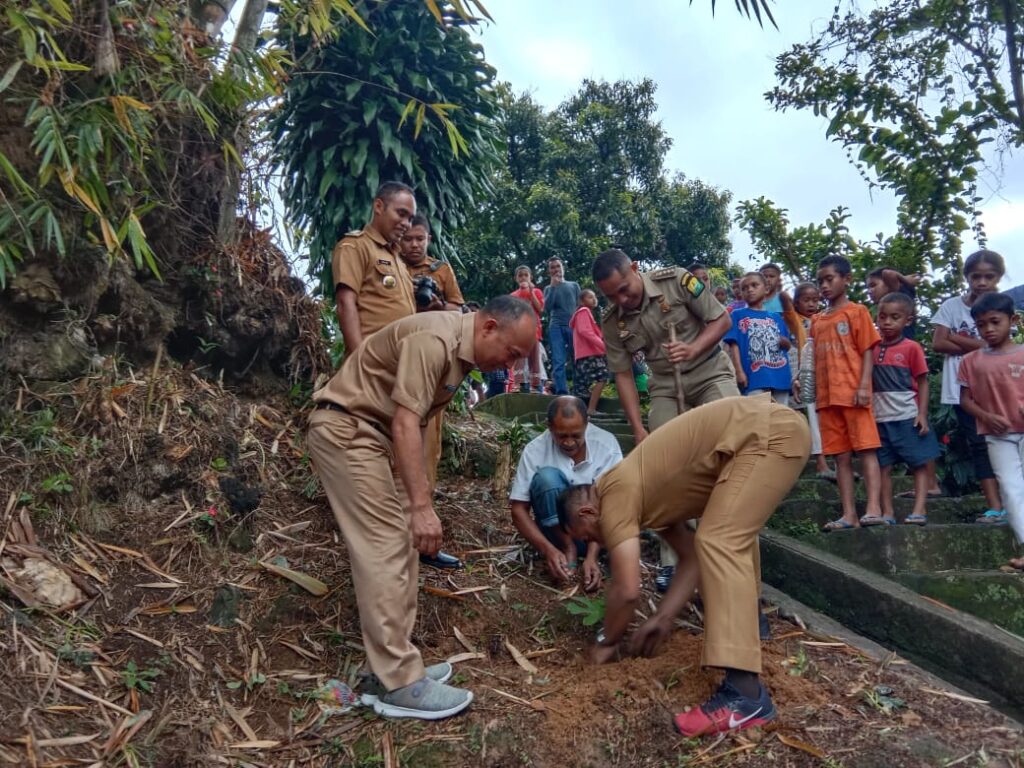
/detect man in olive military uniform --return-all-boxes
[399,214,467,494]
[307,297,539,720]
[592,248,739,581]
[332,181,417,351]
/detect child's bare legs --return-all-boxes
[815,454,830,474]
[980,477,1004,513]
[834,452,860,526]
[587,381,603,414]
[910,464,930,521]
[858,449,883,520]
[528,342,542,392]
[926,461,940,495]
[879,464,895,522]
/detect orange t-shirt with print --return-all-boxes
[810,302,880,408]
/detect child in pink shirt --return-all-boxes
[958,291,1024,570]
[569,290,610,414]
[510,265,545,393]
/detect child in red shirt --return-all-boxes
[510,265,545,393]
[569,289,610,414]
[813,255,883,531]
[958,292,1024,570]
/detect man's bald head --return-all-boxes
[472,296,537,373]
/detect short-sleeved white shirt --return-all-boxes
[930,295,978,405]
[509,423,623,502]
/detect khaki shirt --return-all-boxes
[596,395,779,550]
[405,257,465,306]
[601,267,725,377]
[312,312,475,440]
[332,225,416,335]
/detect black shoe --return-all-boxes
[759,610,771,641]
[655,565,675,594]
[419,551,463,570]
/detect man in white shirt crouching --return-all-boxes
[509,396,623,590]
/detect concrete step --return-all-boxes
[804,524,1018,575]
[897,571,1024,636]
[772,495,989,528]
[791,475,916,500]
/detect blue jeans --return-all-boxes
[528,466,586,557]
[548,324,573,395]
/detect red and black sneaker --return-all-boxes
[674,680,776,737]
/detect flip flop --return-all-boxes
[904,514,928,526]
[816,470,837,482]
[880,517,898,526]
[858,515,887,527]
[822,519,858,532]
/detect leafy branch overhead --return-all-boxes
[767,0,1024,275]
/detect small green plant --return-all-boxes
[564,595,606,627]
[121,661,162,693]
[782,646,810,676]
[497,418,541,461]
[227,671,266,692]
[210,457,229,471]
[41,472,73,495]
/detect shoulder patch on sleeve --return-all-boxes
[650,267,677,280]
[679,269,705,297]
[343,229,363,238]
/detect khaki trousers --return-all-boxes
[306,409,425,691]
[695,407,808,672]
[649,351,740,566]
[424,409,444,494]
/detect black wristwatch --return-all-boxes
[595,627,616,647]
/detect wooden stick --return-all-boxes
[668,326,685,412]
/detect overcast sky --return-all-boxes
[474,0,1024,288]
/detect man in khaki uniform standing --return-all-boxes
[332,181,417,350]
[332,183,458,568]
[399,214,465,495]
[559,395,809,737]
[307,296,538,720]
[593,248,739,586]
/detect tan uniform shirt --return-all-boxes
[596,395,777,549]
[312,312,475,438]
[405,257,465,306]
[332,225,416,335]
[601,267,725,378]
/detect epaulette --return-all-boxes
[343,229,363,238]
[650,267,678,280]
[601,304,618,322]
[428,259,445,273]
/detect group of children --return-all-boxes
[721,250,1023,571]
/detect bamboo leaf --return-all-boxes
[0,60,23,95]
[414,103,425,139]
[260,561,328,596]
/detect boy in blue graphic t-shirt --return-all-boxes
[724,272,793,405]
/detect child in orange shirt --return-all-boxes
[813,256,883,531]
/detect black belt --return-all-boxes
[315,401,346,413]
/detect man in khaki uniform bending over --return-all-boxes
[559,395,809,737]
[307,297,537,720]
[593,248,739,590]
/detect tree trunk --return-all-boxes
[217,0,271,244]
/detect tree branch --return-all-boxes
[1000,0,1024,143]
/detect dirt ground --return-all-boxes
[1,373,1022,767]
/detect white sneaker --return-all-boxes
[373,676,473,720]
[360,662,453,705]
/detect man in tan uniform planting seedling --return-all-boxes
[306,296,537,720]
[559,395,809,737]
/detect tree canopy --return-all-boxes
[454,81,733,302]
[767,0,1024,282]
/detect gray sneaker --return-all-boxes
[360,662,453,705]
[373,676,472,720]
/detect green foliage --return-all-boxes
[455,82,732,303]
[40,471,72,495]
[227,670,267,692]
[496,418,541,461]
[564,595,606,627]
[0,1,273,287]
[767,0,1024,282]
[270,0,501,293]
[121,660,162,694]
